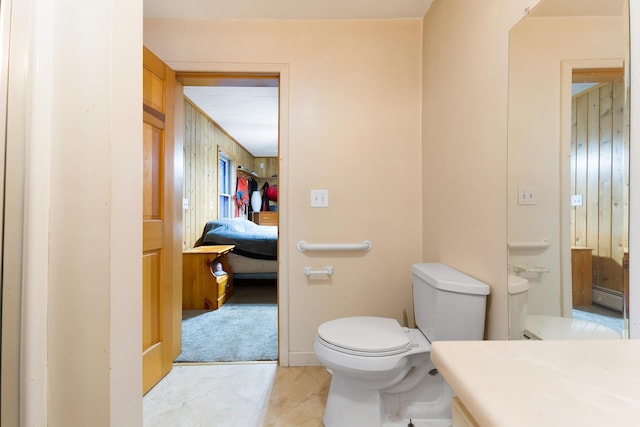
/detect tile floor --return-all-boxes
[143,362,330,427]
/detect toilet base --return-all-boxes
[383,416,452,427]
[323,375,385,427]
[322,366,453,427]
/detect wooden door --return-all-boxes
[142,47,181,394]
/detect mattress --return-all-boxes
[227,252,277,275]
[196,218,277,260]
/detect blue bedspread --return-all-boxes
[195,218,277,260]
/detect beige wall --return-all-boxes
[421,0,538,339]
[144,19,424,363]
[8,0,143,425]
[508,16,624,317]
[9,1,640,425]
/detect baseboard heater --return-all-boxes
[592,285,623,313]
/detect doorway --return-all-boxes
[175,72,281,363]
[566,66,628,336]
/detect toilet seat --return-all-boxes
[317,316,412,357]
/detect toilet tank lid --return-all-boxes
[412,263,490,295]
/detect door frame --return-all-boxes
[170,61,290,365]
[559,58,626,318]
[1,0,25,424]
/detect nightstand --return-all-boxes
[182,245,234,310]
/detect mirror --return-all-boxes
[507,0,629,340]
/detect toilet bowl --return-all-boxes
[508,274,621,340]
[315,263,490,427]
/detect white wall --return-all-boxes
[10,0,143,425]
[507,16,624,317]
[421,0,539,339]
[144,19,424,364]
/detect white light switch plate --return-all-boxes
[571,194,583,206]
[310,189,329,208]
[518,186,537,206]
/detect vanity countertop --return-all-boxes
[431,340,640,426]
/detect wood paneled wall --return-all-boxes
[183,98,255,250]
[570,81,629,292]
[253,157,279,179]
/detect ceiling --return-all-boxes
[145,0,433,157]
[530,0,623,17]
[144,0,433,21]
[184,86,280,157]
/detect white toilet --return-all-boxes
[508,274,621,340]
[507,274,529,339]
[314,263,490,427]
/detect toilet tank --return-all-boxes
[412,263,490,342]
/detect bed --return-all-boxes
[195,218,277,279]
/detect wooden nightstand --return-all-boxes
[182,245,234,310]
[571,246,593,307]
[252,211,278,225]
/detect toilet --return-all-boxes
[314,263,490,427]
[508,274,621,340]
[507,274,529,339]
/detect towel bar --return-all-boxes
[297,240,372,252]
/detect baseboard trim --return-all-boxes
[287,352,321,367]
[592,285,623,313]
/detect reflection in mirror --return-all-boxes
[507,0,629,340]
[570,68,627,321]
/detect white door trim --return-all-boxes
[167,61,291,365]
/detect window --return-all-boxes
[218,153,232,218]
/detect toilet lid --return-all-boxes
[317,316,411,355]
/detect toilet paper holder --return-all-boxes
[513,264,549,274]
[304,266,334,276]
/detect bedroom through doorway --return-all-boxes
[176,72,280,364]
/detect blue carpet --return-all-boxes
[572,309,624,336]
[175,283,277,363]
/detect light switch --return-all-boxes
[310,190,329,208]
[518,187,537,206]
[183,199,190,209]
[571,194,583,207]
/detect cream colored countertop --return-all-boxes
[431,340,640,427]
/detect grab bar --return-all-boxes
[304,266,334,276]
[513,264,550,274]
[507,239,550,249]
[297,240,372,252]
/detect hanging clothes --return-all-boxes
[248,178,258,193]
[235,176,249,217]
[261,182,270,212]
[266,184,277,202]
